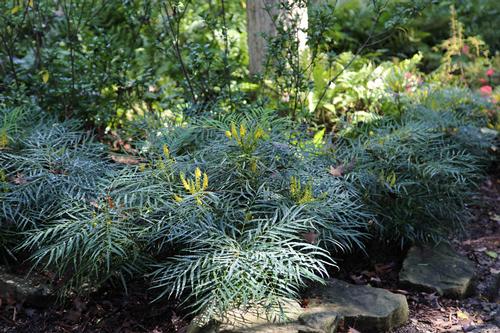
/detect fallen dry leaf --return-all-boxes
[329,165,344,177]
[302,231,319,244]
[110,154,141,165]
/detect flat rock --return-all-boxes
[188,301,341,333]
[306,278,409,332]
[0,266,53,307]
[399,244,475,298]
[189,301,306,333]
[222,323,325,333]
[298,307,341,333]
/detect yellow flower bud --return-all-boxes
[162,144,170,158]
[231,123,240,144]
[180,173,190,191]
[250,160,257,173]
[240,124,247,137]
[254,128,264,139]
[195,167,202,189]
[0,131,8,148]
[189,180,196,194]
[202,172,209,190]
[195,167,202,179]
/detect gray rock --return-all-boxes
[0,266,53,307]
[298,307,341,333]
[188,300,341,333]
[222,323,325,333]
[466,324,500,333]
[306,278,409,332]
[188,301,305,333]
[399,244,475,298]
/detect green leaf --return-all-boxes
[11,5,21,14]
[313,128,326,147]
[41,70,50,84]
[486,251,498,259]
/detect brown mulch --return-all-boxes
[392,175,500,333]
[0,281,187,333]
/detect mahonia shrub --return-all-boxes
[0,117,111,230]
[15,108,371,321]
[336,99,495,245]
[20,195,148,293]
[1,98,141,292]
[0,102,113,258]
[132,109,370,321]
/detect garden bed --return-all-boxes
[0,172,497,333]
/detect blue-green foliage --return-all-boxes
[336,89,496,244]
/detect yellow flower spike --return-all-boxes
[195,167,202,190]
[156,160,166,170]
[180,173,190,191]
[202,172,209,190]
[138,163,146,172]
[173,194,183,203]
[0,131,8,148]
[225,130,232,138]
[189,179,196,195]
[196,197,202,206]
[254,127,264,140]
[195,167,202,179]
[239,124,247,137]
[250,160,257,173]
[162,144,170,158]
[290,176,297,196]
[230,123,240,144]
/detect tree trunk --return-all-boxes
[246,0,308,76]
[246,0,277,75]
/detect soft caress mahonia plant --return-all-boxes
[337,98,495,245]
[5,107,370,321]
[141,109,371,321]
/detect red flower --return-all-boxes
[461,44,469,55]
[480,85,493,96]
[479,78,487,84]
[486,68,495,77]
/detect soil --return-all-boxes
[0,173,498,333]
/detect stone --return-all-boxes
[188,300,342,333]
[188,301,306,333]
[0,266,53,307]
[298,307,341,333]
[399,244,475,298]
[466,324,500,333]
[306,278,409,332]
[223,323,325,333]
